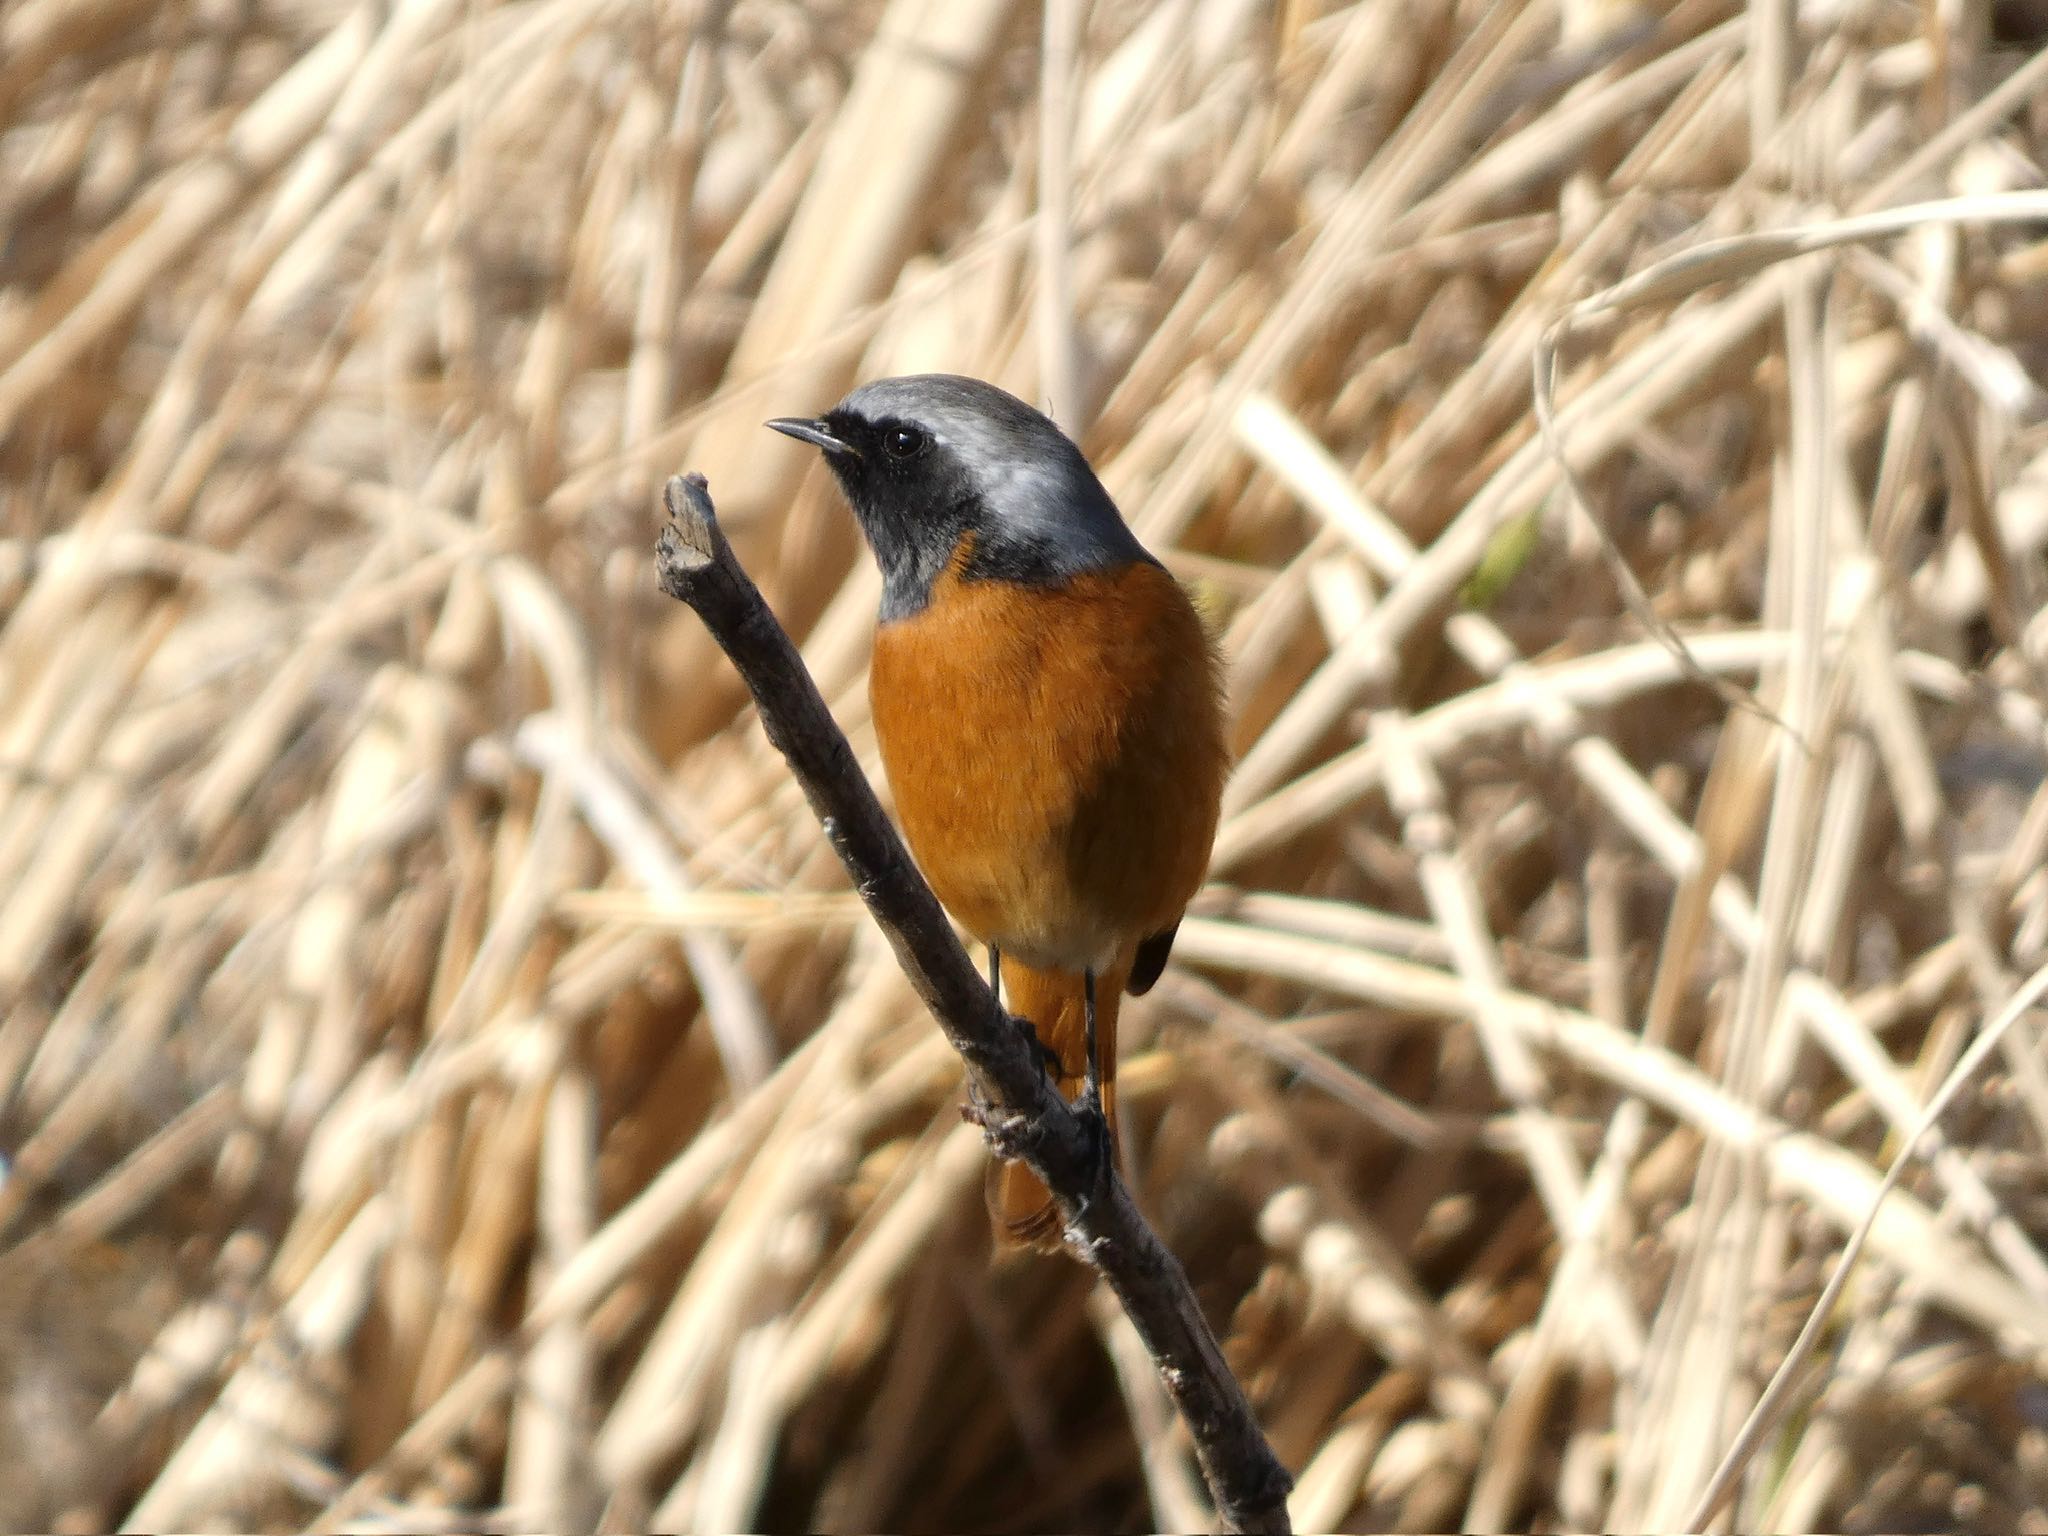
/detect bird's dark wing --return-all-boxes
[1127,921,1180,996]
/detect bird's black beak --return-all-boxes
[766,417,859,459]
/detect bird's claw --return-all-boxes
[1008,1012,1061,1081]
[1072,1085,1114,1194]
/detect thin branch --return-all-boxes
[653,472,1294,1536]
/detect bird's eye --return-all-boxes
[882,425,928,459]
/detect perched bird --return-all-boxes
[769,375,1227,1249]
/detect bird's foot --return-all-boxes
[959,1017,1059,1149]
[1071,1082,1115,1197]
[960,1078,993,1129]
[1012,1014,1061,1081]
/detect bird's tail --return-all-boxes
[987,955,1125,1251]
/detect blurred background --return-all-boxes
[5,0,2048,1529]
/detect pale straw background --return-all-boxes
[4,0,2048,1530]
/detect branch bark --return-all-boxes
[654,472,1293,1535]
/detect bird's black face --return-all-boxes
[767,405,985,621]
[767,374,1152,623]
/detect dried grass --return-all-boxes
[4,0,2048,1530]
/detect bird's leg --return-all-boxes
[1076,968,1113,1190]
[1079,968,1101,1112]
[963,945,1059,1135]
[990,943,1061,1079]
[963,946,1006,1130]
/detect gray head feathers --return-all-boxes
[769,374,1154,621]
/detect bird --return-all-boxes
[768,374,1228,1250]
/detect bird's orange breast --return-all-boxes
[868,546,1226,974]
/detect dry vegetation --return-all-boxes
[4,0,2048,1530]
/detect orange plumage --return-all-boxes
[872,545,1225,1246]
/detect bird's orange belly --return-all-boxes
[869,556,1224,974]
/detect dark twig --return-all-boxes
[655,473,1293,1536]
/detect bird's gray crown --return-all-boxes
[809,374,1155,621]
